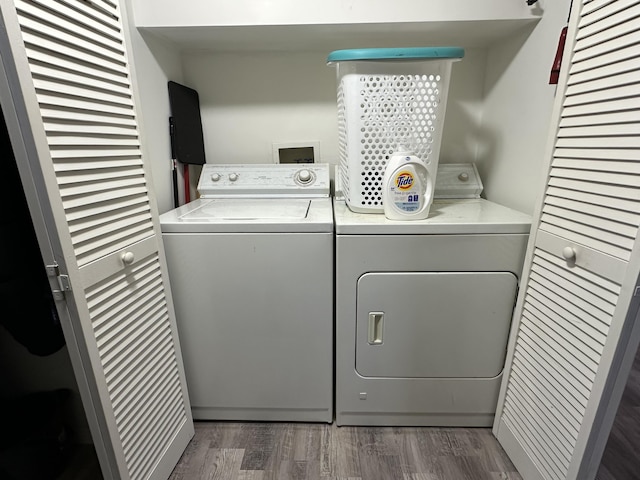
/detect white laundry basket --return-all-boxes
[328,47,464,213]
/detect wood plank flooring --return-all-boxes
[169,423,522,480]
[596,344,640,480]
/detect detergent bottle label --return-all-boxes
[390,170,420,212]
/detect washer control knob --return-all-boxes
[297,169,312,184]
[229,173,238,182]
[562,246,576,261]
[458,172,469,182]
[210,173,221,182]
[121,251,135,266]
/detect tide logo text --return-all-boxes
[395,171,414,190]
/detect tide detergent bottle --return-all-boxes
[382,150,433,220]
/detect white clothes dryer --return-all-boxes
[160,164,333,422]
[334,165,532,426]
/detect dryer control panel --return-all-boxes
[198,164,330,198]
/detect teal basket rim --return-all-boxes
[327,47,464,64]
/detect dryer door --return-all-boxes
[356,272,518,378]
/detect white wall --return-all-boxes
[478,0,571,214]
[124,1,185,213]
[181,49,486,167]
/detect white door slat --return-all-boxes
[69,204,150,237]
[522,303,601,378]
[581,0,619,16]
[503,401,568,480]
[25,0,121,30]
[575,12,640,52]
[128,401,184,480]
[551,158,640,177]
[118,358,179,442]
[106,328,171,409]
[19,20,125,64]
[569,55,640,87]
[570,44,638,76]
[565,71,639,98]
[542,203,637,239]
[56,166,144,185]
[47,135,139,148]
[50,147,140,160]
[60,176,145,199]
[545,192,640,229]
[560,109,640,127]
[563,83,640,107]
[528,272,609,343]
[505,383,573,466]
[45,121,137,137]
[546,185,639,213]
[17,0,121,42]
[21,30,125,73]
[41,107,136,128]
[38,96,134,118]
[54,157,144,173]
[508,374,576,458]
[553,147,640,162]
[502,411,564,480]
[523,300,601,370]
[555,136,640,149]
[518,327,593,400]
[115,351,176,432]
[558,122,640,138]
[94,288,164,348]
[548,177,640,201]
[65,195,148,223]
[562,96,639,117]
[512,355,585,428]
[513,346,589,412]
[16,2,124,53]
[33,77,133,108]
[30,63,131,97]
[120,372,180,452]
[27,44,130,82]
[578,1,640,39]
[99,307,167,372]
[71,212,153,245]
[573,29,640,64]
[62,186,147,210]
[548,166,640,193]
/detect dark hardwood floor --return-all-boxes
[169,423,521,480]
[597,345,640,480]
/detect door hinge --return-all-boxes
[46,263,72,301]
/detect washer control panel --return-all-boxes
[198,164,330,198]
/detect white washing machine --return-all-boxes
[334,164,531,426]
[160,164,333,422]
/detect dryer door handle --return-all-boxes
[368,312,384,345]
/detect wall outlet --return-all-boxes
[272,141,320,164]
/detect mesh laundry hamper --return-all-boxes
[328,47,464,213]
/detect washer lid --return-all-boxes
[181,198,310,220]
[160,198,333,233]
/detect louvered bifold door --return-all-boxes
[493,1,640,480]
[0,1,193,479]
